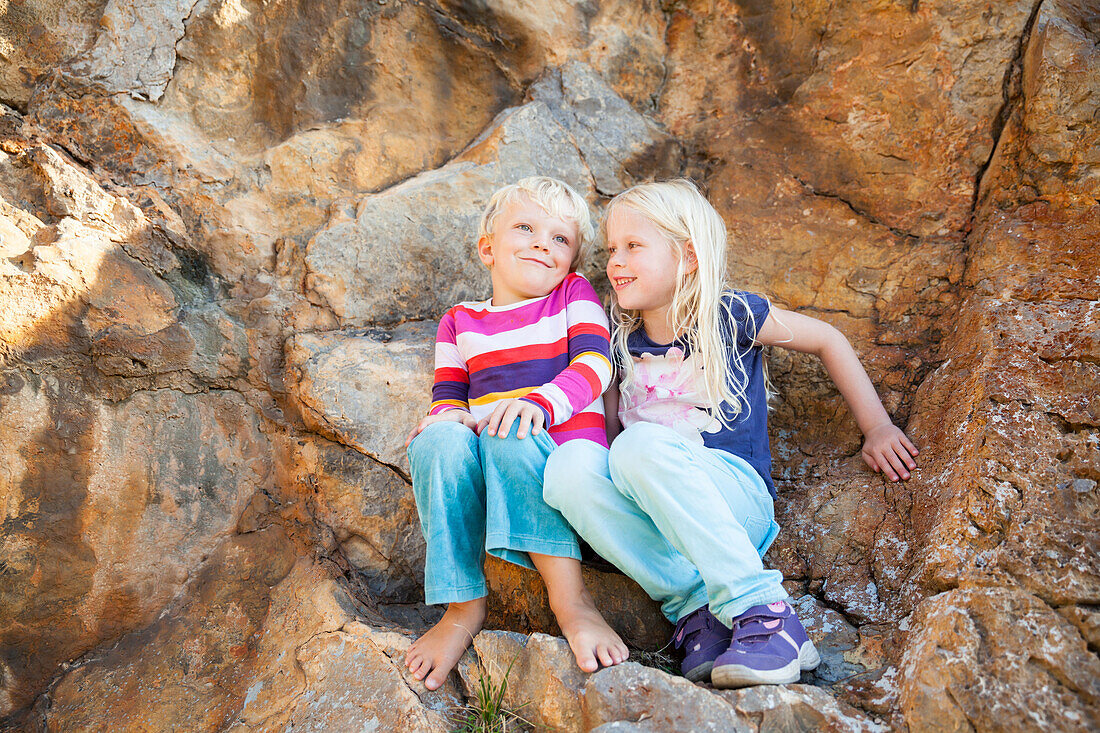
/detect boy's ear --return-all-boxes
[477,235,494,267]
[684,240,699,275]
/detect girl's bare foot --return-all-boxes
[405,598,487,691]
[553,593,630,672]
[531,553,629,673]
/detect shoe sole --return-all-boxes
[684,660,713,683]
[711,642,820,689]
[799,641,821,672]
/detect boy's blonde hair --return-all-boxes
[605,179,761,427]
[478,176,594,270]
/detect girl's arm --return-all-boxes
[755,307,919,481]
[603,383,621,444]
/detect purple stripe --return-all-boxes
[468,356,570,397]
[432,381,469,403]
[568,333,611,360]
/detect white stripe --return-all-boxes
[778,630,800,653]
[533,383,573,423]
[456,310,569,361]
[435,341,466,370]
[565,298,611,329]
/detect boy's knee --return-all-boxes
[478,426,537,458]
[408,421,478,467]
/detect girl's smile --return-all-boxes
[605,205,695,339]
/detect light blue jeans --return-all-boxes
[544,422,786,626]
[407,420,581,605]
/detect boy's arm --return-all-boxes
[521,276,612,424]
[406,311,477,446]
[755,306,919,481]
[481,276,612,439]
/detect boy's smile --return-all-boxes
[479,195,580,306]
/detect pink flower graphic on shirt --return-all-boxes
[619,347,721,444]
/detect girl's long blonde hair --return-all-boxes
[606,179,760,426]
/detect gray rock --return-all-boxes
[303,62,678,326]
[71,0,199,101]
[284,321,436,471]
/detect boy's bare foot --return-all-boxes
[531,553,629,673]
[405,598,487,691]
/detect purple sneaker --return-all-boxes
[711,601,821,688]
[672,606,732,682]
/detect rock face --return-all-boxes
[2,0,1098,730]
[464,631,883,732]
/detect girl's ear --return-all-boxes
[477,235,494,268]
[683,240,699,275]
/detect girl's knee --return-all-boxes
[608,423,675,474]
[543,440,608,510]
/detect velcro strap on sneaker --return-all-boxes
[672,610,712,649]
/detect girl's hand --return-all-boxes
[861,423,919,481]
[404,410,478,447]
[478,398,546,440]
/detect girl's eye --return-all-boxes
[607,245,616,255]
[554,235,569,245]
[628,241,640,249]
[517,223,531,231]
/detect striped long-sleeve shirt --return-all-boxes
[429,273,612,447]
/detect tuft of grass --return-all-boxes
[630,645,678,676]
[451,654,534,733]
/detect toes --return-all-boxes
[410,658,428,680]
[596,644,615,669]
[424,669,447,691]
[574,645,599,673]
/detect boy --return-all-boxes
[403,177,627,691]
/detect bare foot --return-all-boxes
[531,553,629,673]
[405,598,487,690]
[553,591,630,672]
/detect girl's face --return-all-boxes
[605,205,689,317]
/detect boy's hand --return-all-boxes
[478,398,545,440]
[861,423,919,481]
[405,410,478,447]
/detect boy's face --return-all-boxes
[478,194,580,306]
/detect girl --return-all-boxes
[543,179,918,688]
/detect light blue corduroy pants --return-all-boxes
[407,420,581,604]
[544,422,786,626]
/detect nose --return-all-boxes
[532,237,549,251]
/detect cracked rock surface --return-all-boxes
[2,0,1097,730]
